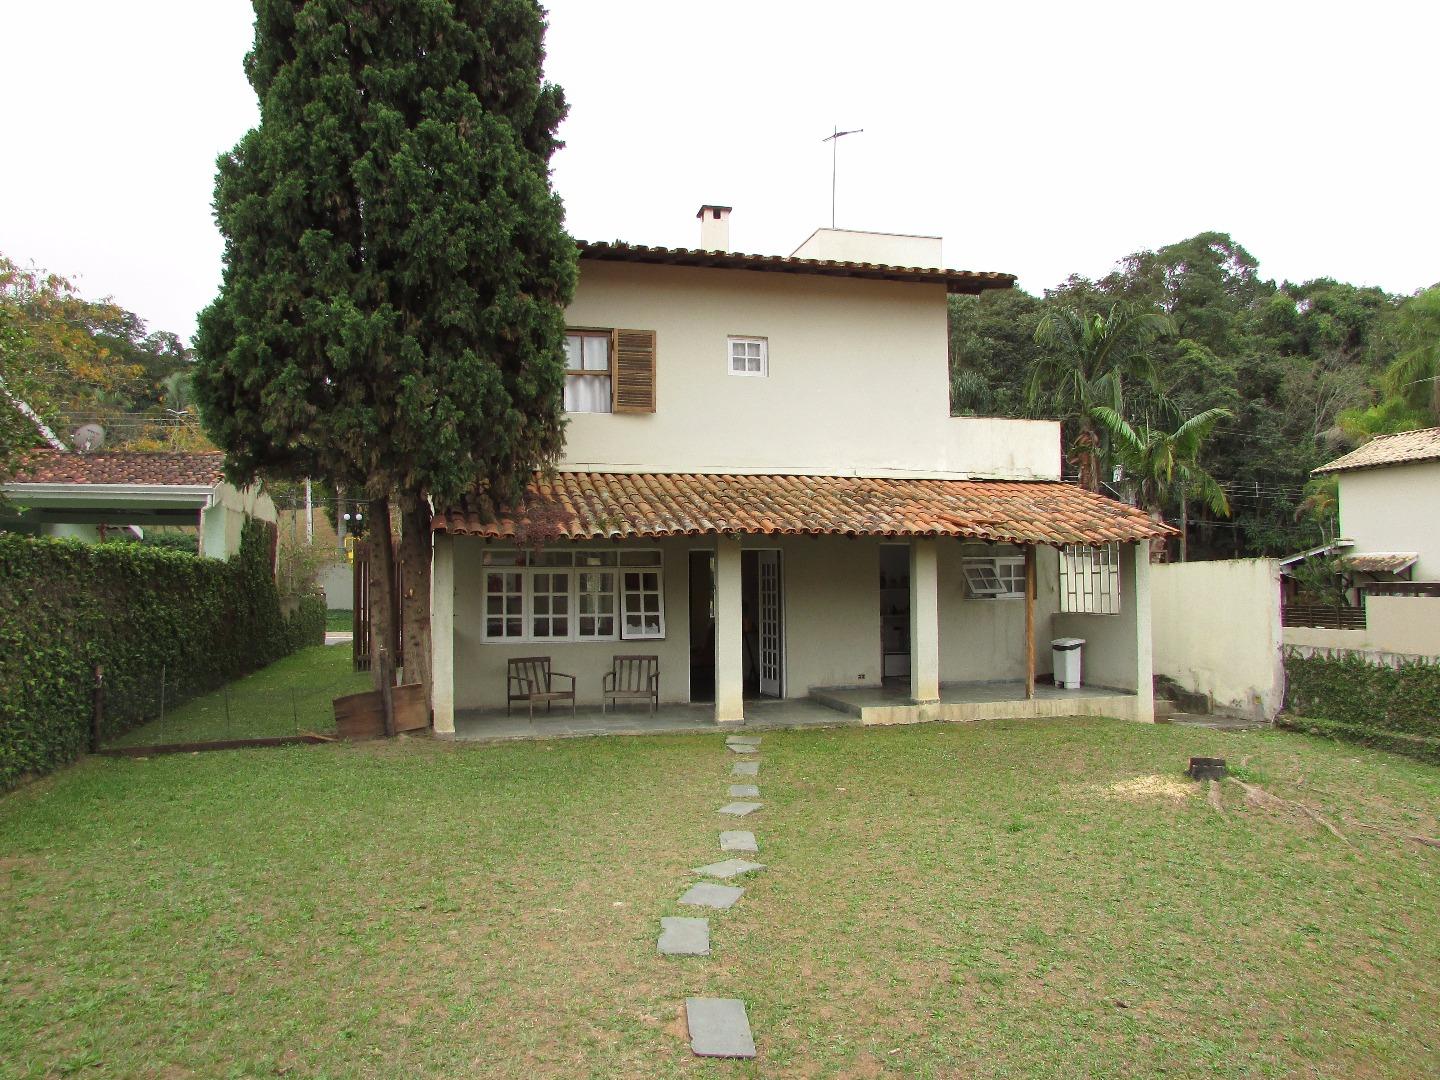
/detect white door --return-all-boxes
[757,550,783,698]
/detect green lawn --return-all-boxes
[326,608,353,633]
[3,718,1438,1077]
[109,644,370,747]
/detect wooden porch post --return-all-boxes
[1024,545,1036,700]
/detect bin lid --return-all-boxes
[1051,637,1085,649]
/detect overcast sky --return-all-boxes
[2,1,1436,343]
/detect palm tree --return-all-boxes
[1382,285,1440,424]
[1091,406,1232,561]
[1029,302,1175,490]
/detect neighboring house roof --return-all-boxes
[1313,426,1440,475]
[1278,539,1354,568]
[1345,552,1419,574]
[10,450,225,488]
[433,472,1172,546]
[575,240,1015,295]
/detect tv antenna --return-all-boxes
[822,125,863,228]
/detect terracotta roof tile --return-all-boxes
[11,450,225,487]
[576,240,1015,295]
[434,472,1173,546]
[1313,426,1440,474]
[1344,552,1418,574]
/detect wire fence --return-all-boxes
[98,660,371,753]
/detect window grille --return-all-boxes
[1058,543,1120,615]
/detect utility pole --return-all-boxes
[822,125,863,228]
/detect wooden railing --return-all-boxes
[1282,603,1367,630]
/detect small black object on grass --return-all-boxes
[1188,756,1227,781]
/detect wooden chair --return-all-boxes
[506,656,576,718]
[603,655,660,715]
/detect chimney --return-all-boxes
[696,204,732,252]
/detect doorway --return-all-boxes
[687,548,785,702]
[879,544,911,685]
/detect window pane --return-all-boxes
[564,335,584,372]
[506,617,522,636]
[487,596,503,615]
[565,374,612,413]
[583,335,610,371]
[482,550,524,566]
[486,618,502,636]
[598,616,614,636]
[577,550,617,566]
[534,551,573,566]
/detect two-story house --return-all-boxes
[427,207,1168,731]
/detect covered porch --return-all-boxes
[429,472,1170,732]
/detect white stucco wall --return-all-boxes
[200,481,277,560]
[1284,595,1440,658]
[789,228,943,267]
[559,261,1059,481]
[1051,544,1149,698]
[1337,461,1440,580]
[938,543,1061,681]
[1149,559,1283,721]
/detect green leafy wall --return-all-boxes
[1283,652,1440,765]
[1,520,318,788]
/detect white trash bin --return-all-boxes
[1051,637,1085,689]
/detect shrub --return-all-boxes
[1283,651,1440,764]
[285,594,328,652]
[0,519,300,789]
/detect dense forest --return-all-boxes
[949,231,1439,559]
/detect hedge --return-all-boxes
[1278,715,1440,768]
[0,520,313,789]
[1283,651,1440,764]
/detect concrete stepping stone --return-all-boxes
[726,743,760,754]
[725,735,761,747]
[693,858,765,880]
[686,997,756,1059]
[678,881,744,910]
[720,830,758,853]
[731,760,759,777]
[658,916,710,956]
[718,801,762,816]
[728,783,760,798]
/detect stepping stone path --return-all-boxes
[686,997,757,1059]
[718,801,763,816]
[678,881,744,910]
[720,830,758,853]
[693,857,765,880]
[658,916,710,956]
[665,733,771,1058]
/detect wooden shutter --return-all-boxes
[612,329,656,413]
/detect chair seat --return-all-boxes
[604,689,656,700]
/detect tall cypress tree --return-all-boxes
[196,0,576,725]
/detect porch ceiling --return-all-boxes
[432,472,1173,547]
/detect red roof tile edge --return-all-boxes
[11,449,226,487]
[433,472,1174,547]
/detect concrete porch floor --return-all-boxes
[451,697,855,742]
[810,681,1140,725]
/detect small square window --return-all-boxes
[728,337,768,377]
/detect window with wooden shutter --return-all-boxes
[612,328,656,413]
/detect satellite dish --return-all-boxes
[72,423,106,452]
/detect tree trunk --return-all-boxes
[368,494,398,737]
[399,491,434,715]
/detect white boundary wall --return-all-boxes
[1284,595,1440,659]
[1151,559,1283,721]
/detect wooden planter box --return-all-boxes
[333,683,429,740]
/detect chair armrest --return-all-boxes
[603,671,615,692]
[508,674,533,694]
[552,671,576,690]
[648,671,660,689]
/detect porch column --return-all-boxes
[714,535,745,724]
[431,531,456,734]
[909,538,941,703]
[1131,541,1155,723]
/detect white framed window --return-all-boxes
[564,330,612,413]
[479,549,664,642]
[1059,543,1121,615]
[621,558,665,639]
[727,336,768,377]
[963,556,1027,600]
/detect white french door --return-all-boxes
[757,550,784,698]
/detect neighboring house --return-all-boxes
[428,207,1170,730]
[1,450,275,560]
[1283,426,1440,656]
